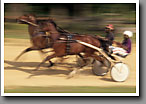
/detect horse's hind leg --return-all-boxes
[78,53,84,58]
[67,53,98,78]
[67,66,84,79]
[38,50,48,59]
[14,47,34,61]
[77,53,88,67]
[34,53,57,71]
[67,54,86,78]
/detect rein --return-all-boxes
[20,19,39,27]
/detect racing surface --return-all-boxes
[4,38,136,90]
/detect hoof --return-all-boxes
[67,70,77,79]
[47,62,54,67]
[66,74,74,79]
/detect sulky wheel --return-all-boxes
[111,62,130,82]
[92,59,111,76]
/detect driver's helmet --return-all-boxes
[105,24,114,31]
[123,31,133,37]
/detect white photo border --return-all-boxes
[1,0,139,96]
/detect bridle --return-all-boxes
[19,19,39,27]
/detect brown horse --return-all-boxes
[35,19,108,78]
[15,14,52,61]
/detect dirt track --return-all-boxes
[4,38,136,89]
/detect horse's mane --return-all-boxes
[46,19,72,34]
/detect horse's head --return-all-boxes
[17,14,37,25]
[40,18,57,31]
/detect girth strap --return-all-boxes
[66,34,74,54]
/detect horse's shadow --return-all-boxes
[4,60,75,78]
[100,77,113,82]
[4,60,113,82]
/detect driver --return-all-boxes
[104,24,115,45]
[109,30,133,57]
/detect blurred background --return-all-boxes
[4,3,136,42]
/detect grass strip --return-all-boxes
[4,86,136,93]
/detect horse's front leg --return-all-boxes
[33,53,57,71]
[14,47,35,61]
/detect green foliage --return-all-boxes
[5,22,28,30]
[4,3,136,42]
[4,23,29,39]
[4,3,136,17]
